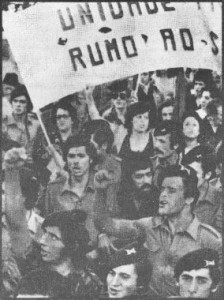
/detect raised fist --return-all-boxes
[94,169,114,189]
[4,147,27,169]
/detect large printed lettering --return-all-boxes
[69,35,137,71]
[160,28,194,51]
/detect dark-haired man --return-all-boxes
[151,120,180,187]
[36,135,98,244]
[17,210,103,298]
[174,248,220,298]
[3,84,39,163]
[181,145,221,230]
[94,165,221,298]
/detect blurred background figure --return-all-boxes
[2,72,19,117]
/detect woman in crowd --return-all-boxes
[179,111,206,165]
[119,102,154,161]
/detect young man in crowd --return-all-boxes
[94,165,221,298]
[202,99,223,149]
[151,120,180,187]
[181,145,221,230]
[103,241,153,299]
[36,135,99,245]
[2,72,19,116]
[2,84,39,164]
[33,101,77,185]
[174,248,221,298]
[17,210,103,298]
[185,69,212,112]
[117,157,159,220]
[137,71,157,127]
[158,100,175,122]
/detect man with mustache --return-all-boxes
[151,120,181,188]
[94,165,221,298]
[116,157,159,220]
[36,134,99,245]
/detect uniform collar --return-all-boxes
[152,215,200,240]
[7,113,32,126]
[61,171,95,195]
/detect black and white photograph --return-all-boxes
[2,1,222,299]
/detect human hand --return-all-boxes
[83,84,95,104]
[94,170,114,189]
[98,233,117,256]
[4,147,27,169]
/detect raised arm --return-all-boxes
[83,85,102,120]
[93,170,140,240]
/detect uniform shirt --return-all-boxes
[17,266,103,298]
[94,192,222,297]
[36,172,98,243]
[3,113,39,162]
[194,181,221,229]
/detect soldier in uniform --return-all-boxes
[174,248,221,298]
[94,164,222,298]
[101,241,153,299]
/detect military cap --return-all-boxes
[3,72,19,87]
[174,248,219,280]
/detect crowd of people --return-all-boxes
[2,67,222,299]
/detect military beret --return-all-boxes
[174,248,219,279]
[107,241,149,272]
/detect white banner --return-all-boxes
[3,2,222,110]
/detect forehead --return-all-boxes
[68,146,87,155]
[133,111,149,118]
[56,108,70,115]
[162,106,174,113]
[13,95,27,101]
[112,264,136,275]
[181,268,211,279]
[44,226,62,239]
[202,91,211,97]
[162,176,184,188]
[183,116,199,125]
[133,167,152,176]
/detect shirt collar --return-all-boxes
[152,215,200,240]
[7,113,33,126]
[61,171,95,195]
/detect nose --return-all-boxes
[189,279,197,294]
[111,275,120,287]
[40,232,48,245]
[144,175,151,185]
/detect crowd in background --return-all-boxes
[2,66,223,299]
